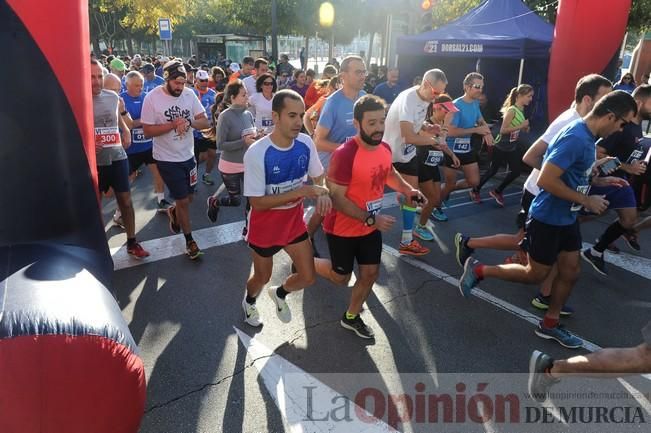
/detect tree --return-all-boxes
[89,0,130,53]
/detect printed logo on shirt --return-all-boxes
[164,105,191,123]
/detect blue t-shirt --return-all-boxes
[144,75,165,94]
[317,89,366,145]
[447,97,482,154]
[192,88,217,138]
[373,82,404,104]
[121,91,153,154]
[530,119,596,226]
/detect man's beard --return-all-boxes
[166,83,182,97]
[360,128,383,146]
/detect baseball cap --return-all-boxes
[140,63,155,73]
[183,62,198,73]
[229,63,240,73]
[434,101,459,113]
[196,70,209,80]
[110,58,126,72]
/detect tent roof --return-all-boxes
[397,0,554,58]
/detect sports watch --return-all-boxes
[364,213,376,227]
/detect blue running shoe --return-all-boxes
[431,207,448,222]
[535,322,583,349]
[414,224,434,241]
[531,293,575,316]
[459,257,480,297]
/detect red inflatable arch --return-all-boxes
[0,1,146,432]
[548,0,631,120]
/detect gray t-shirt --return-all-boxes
[93,89,127,166]
[216,106,255,165]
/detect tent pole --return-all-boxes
[518,58,524,85]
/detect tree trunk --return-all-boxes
[126,38,134,55]
[367,32,375,64]
[152,38,157,54]
[92,37,101,56]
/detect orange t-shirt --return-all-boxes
[228,71,241,83]
[323,137,393,237]
[305,82,325,108]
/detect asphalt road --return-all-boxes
[103,163,651,433]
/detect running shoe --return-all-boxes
[268,288,292,323]
[186,240,203,260]
[430,207,448,222]
[202,173,214,185]
[534,322,583,349]
[112,212,125,229]
[624,232,641,251]
[454,233,474,268]
[399,239,430,256]
[530,293,574,316]
[489,190,505,207]
[528,350,560,402]
[127,242,150,259]
[157,199,173,212]
[242,298,262,327]
[167,205,181,234]
[459,257,480,297]
[413,224,434,241]
[340,313,375,339]
[206,196,220,223]
[469,189,482,204]
[580,248,607,276]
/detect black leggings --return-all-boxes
[476,147,522,193]
[218,171,243,206]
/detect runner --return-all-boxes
[242,58,269,97]
[415,95,461,230]
[458,90,637,349]
[140,61,210,259]
[205,80,257,223]
[241,90,332,327]
[383,68,448,254]
[141,63,164,93]
[248,73,277,135]
[121,71,171,211]
[581,84,651,274]
[308,55,367,256]
[455,74,613,314]
[471,84,534,206]
[441,72,494,206]
[315,94,426,338]
[91,59,149,259]
[192,69,218,186]
[528,320,651,401]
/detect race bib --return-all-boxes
[261,118,274,127]
[626,149,644,165]
[94,126,121,148]
[509,130,520,143]
[131,127,147,144]
[425,150,444,167]
[453,137,471,153]
[366,198,383,216]
[403,143,416,157]
[570,185,590,212]
[189,166,198,186]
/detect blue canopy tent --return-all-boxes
[396,0,554,129]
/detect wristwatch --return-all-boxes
[364,213,376,227]
[120,110,128,116]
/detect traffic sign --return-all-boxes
[158,18,172,41]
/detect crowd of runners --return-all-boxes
[91,52,650,401]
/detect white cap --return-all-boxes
[196,70,209,80]
[229,63,240,72]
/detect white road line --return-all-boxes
[110,190,522,270]
[582,242,651,281]
[234,327,399,433]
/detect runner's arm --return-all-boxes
[314,124,341,153]
[303,109,316,136]
[190,112,210,130]
[537,161,589,205]
[248,185,329,211]
[386,166,423,200]
[522,138,549,169]
[142,121,176,138]
[118,114,131,149]
[401,121,439,147]
[326,181,367,221]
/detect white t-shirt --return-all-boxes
[243,75,258,99]
[141,86,205,162]
[524,107,581,195]
[383,86,430,163]
[248,92,274,132]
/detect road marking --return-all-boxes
[234,327,398,433]
[582,242,651,281]
[111,190,522,271]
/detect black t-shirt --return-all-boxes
[597,122,644,178]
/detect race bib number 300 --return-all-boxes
[95,126,121,148]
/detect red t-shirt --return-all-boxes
[305,82,325,109]
[323,137,393,237]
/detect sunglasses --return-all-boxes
[198,79,208,82]
[470,84,484,90]
[262,81,274,86]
